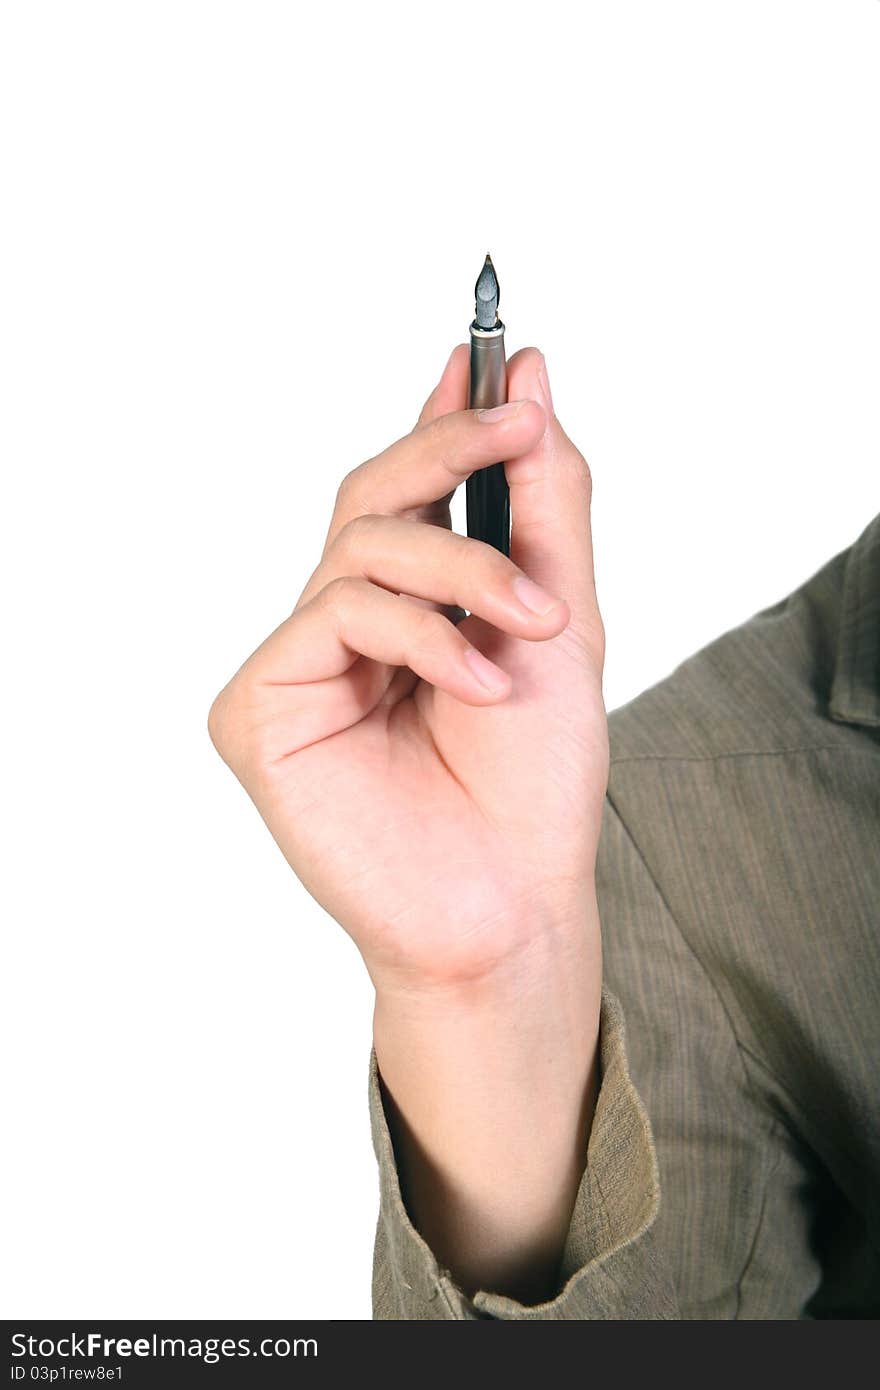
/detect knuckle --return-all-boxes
[319,573,361,621]
[207,689,230,755]
[478,546,516,595]
[420,414,460,470]
[207,680,248,767]
[449,527,480,567]
[208,676,278,779]
[336,466,366,511]
[446,529,496,583]
[335,511,381,553]
[491,548,521,590]
[421,413,449,443]
[410,604,450,654]
[321,572,351,604]
[336,466,357,498]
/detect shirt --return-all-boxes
[367,510,880,1318]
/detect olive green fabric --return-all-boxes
[368,512,880,1319]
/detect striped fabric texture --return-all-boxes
[369,512,880,1319]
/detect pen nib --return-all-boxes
[474,252,500,329]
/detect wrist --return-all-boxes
[372,885,602,1154]
[371,889,602,1303]
[369,879,602,1016]
[372,910,601,1107]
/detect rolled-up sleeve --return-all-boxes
[368,984,679,1319]
[368,764,824,1319]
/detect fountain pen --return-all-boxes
[466,253,510,556]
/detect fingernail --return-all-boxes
[477,400,528,423]
[538,356,554,412]
[463,646,509,692]
[512,575,562,616]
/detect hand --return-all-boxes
[209,344,609,1303]
[209,345,608,996]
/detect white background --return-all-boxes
[2,1,878,1319]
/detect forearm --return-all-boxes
[372,890,602,1306]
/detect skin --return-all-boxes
[209,343,609,1304]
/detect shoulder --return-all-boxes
[606,542,851,769]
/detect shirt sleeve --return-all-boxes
[368,784,819,1319]
[368,983,679,1319]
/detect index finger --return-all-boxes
[322,397,546,555]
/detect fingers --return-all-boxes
[307,513,569,639]
[323,396,547,553]
[503,347,603,657]
[248,577,514,706]
[415,343,470,427]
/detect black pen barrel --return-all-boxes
[466,321,510,555]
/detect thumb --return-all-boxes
[505,347,601,649]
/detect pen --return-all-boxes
[466,252,510,556]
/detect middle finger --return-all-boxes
[301,513,568,636]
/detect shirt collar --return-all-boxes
[828,512,880,728]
